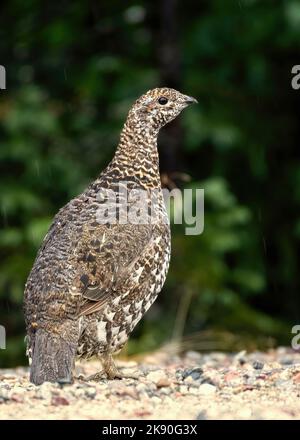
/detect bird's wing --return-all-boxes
[76,222,156,317]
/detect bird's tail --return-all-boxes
[30,328,76,385]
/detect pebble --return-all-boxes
[156,378,171,388]
[275,379,293,389]
[179,385,189,395]
[196,410,207,420]
[252,361,264,370]
[85,387,97,399]
[279,357,293,365]
[51,396,70,406]
[182,367,203,381]
[183,376,196,385]
[185,351,202,362]
[136,383,147,392]
[1,348,300,419]
[293,372,300,384]
[189,386,201,396]
[159,387,171,395]
[197,384,217,395]
[36,383,53,400]
[147,370,169,385]
[113,385,138,399]
[11,393,24,403]
[0,388,10,402]
[224,371,241,385]
[73,387,86,398]
[150,396,161,405]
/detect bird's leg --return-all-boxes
[84,353,117,382]
[102,352,139,380]
[84,355,128,381]
[102,353,122,379]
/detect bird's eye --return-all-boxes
[158,96,168,105]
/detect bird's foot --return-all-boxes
[85,370,106,382]
[84,354,140,381]
[83,368,139,381]
[106,367,140,380]
[102,353,139,380]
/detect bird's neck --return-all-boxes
[107,114,162,189]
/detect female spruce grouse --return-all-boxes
[24,87,197,385]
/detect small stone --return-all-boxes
[11,393,24,403]
[35,383,53,400]
[175,369,184,381]
[51,395,70,406]
[159,387,171,395]
[279,357,293,366]
[85,387,97,399]
[12,386,24,393]
[224,371,241,385]
[293,372,300,384]
[147,370,168,385]
[182,367,203,381]
[267,361,282,370]
[114,385,138,399]
[189,386,200,395]
[196,410,207,420]
[0,375,16,380]
[183,376,195,385]
[73,387,86,398]
[150,396,161,404]
[275,379,293,389]
[185,351,202,362]
[179,385,189,395]
[136,383,147,392]
[197,383,217,395]
[156,378,171,388]
[0,388,10,402]
[252,361,264,370]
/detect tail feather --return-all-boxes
[30,329,76,385]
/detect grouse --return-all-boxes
[24,87,197,385]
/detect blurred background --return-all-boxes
[1,0,300,367]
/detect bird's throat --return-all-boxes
[110,116,162,189]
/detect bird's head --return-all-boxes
[129,87,198,130]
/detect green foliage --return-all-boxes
[0,0,298,366]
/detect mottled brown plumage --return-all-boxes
[24,88,197,385]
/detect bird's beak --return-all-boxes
[183,95,198,105]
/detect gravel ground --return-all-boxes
[1,347,300,420]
